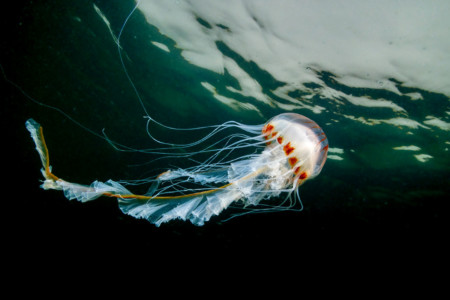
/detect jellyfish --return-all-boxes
[26,113,328,226]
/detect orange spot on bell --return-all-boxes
[299,172,308,180]
[283,142,295,156]
[262,124,274,144]
[262,124,274,135]
[277,136,283,144]
[288,157,298,167]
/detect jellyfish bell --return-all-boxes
[262,113,328,183]
[26,113,328,226]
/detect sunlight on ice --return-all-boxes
[151,41,170,52]
[423,116,450,131]
[223,56,272,106]
[405,92,423,101]
[393,145,421,151]
[327,155,343,161]
[381,118,430,129]
[201,81,262,114]
[327,147,344,161]
[329,147,344,154]
[138,0,450,105]
[321,87,406,112]
[341,115,431,130]
[414,154,433,163]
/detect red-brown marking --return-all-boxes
[321,145,329,152]
[262,124,274,135]
[262,124,274,145]
[299,172,308,179]
[288,157,298,167]
[283,142,295,156]
[294,166,301,175]
[277,136,283,144]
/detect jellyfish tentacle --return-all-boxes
[27,112,328,226]
[26,118,268,225]
[26,118,234,201]
[26,119,133,202]
[25,119,59,182]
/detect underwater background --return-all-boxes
[2,0,449,262]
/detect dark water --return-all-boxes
[3,0,449,263]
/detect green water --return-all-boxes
[3,1,448,255]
